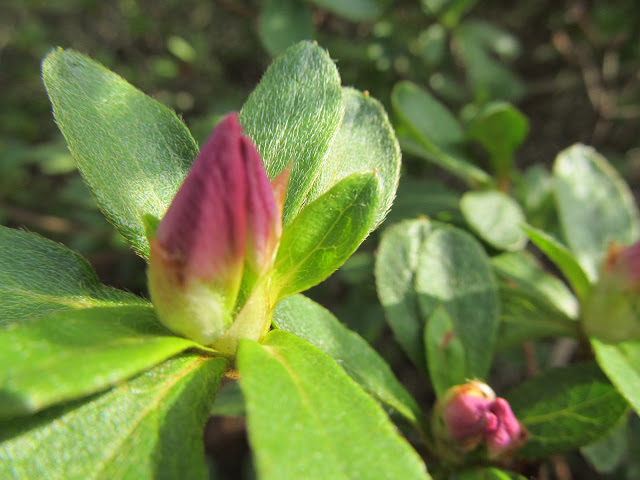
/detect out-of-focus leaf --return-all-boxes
[416,227,499,380]
[237,330,431,480]
[306,0,389,22]
[460,190,527,251]
[581,414,628,474]
[0,355,227,479]
[592,338,640,416]
[508,363,628,458]
[376,219,433,372]
[452,467,527,480]
[211,381,245,418]
[425,306,466,397]
[553,144,640,281]
[259,0,314,56]
[386,179,463,225]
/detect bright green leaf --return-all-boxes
[424,306,466,397]
[592,338,640,416]
[508,362,628,458]
[42,49,198,259]
[0,354,226,479]
[553,144,640,281]
[259,0,314,56]
[460,190,527,251]
[521,224,592,301]
[273,294,423,427]
[273,172,380,299]
[376,219,433,372]
[237,330,431,480]
[0,226,143,328]
[305,87,401,230]
[239,41,343,227]
[416,227,499,380]
[0,305,210,419]
[306,0,388,21]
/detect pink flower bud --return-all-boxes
[583,239,640,342]
[434,381,527,462]
[148,113,285,347]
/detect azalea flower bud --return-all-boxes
[583,239,640,342]
[147,113,286,347]
[433,381,527,463]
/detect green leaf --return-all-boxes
[466,101,528,177]
[581,414,628,474]
[239,41,343,227]
[273,172,380,299]
[42,49,198,259]
[460,190,527,251]
[0,226,143,328]
[0,305,209,419]
[495,283,579,351]
[259,0,314,56]
[0,354,226,479]
[305,87,401,230]
[452,467,527,480]
[521,224,592,301]
[386,178,464,225]
[237,330,430,480]
[210,381,245,418]
[553,144,640,281]
[592,338,640,416]
[273,294,423,427]
[376,219,434,372]
[424,306,466,397]
[392,81,491,187]
[507,362,628,458]
[492,251,579,319]
[416,227,499,380]
[306,0,388,21]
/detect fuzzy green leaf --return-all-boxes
[237,330,431,480]
[0,305,209,419]
[273,172,380,299]
[273,294,423,426]
[239,41,344,227]
[0,226,143,328]
[0,354,227,479]
[42,49,198,259]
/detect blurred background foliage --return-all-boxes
[2,1,640,477]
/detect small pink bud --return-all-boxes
[148,113,285,346]
[434,381,527,463]
[583,239,640,342]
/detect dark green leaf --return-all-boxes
[0,305,209,419]
[305,87,401,230]
[386,179,464,225]
[553,144,640,280]
[0,354,227,479]
[259,0,314,56]
[424,306,466,396]
[239,41,343,227]
[376,219,433,372]
[210,381,245,418]
[306,0,388,21]
[452,467,527,480]
[581,414,628,474]
[0,226,143,328]
[521,224,592,301]
[416,227,499,380]
[273,172,380,299]
[460,190,527,251]
[237,330,431,480]
[273,294,423,427]
[592,338,640,416]
[42,49,198,258]
[508,363,628,458]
